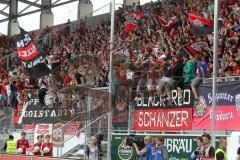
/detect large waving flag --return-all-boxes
[188,13,213,37]
[16,27,50,79]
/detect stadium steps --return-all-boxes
[61,143,107,160]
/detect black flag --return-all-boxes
[16,27,50,79]
[188,13,213,37]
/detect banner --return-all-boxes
[134,108,192,130]
[193,81,240,130]
[64,121,81,136]
[111,135,198,160]
[17,92,78,124]
[34,124,53,144]
[132,87,194,109]
[22,124,36,148]
[52,123,64,147]
[16,27,50,79]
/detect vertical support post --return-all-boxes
[8,0,19,35]
[212,0,219,148]
[107,1,115,160]
[77,0,93,20]
[87,87,92,138]
[40,0,54,29]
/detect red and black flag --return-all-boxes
[188,13,213,37]
[16,27,50,79]
[153,14,178,30]
[123,13,139,32]
[183,41,208,56]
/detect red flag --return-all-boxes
[188,13,213,27]
[154,14,178,30]
[188,13,213,37]
[124,21,138,32]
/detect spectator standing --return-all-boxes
[183,55,196,84]
[171,55,184,102]
[32,135,43,156]
[202,133,215,160]
[17,132,29,154]
[191,54,208,105]
[3,135,16,154]
[215,137,227,160]
[38,76,48,106]
[191,137,204,160]
[155,136,169,160]
[42,134,53,157]
[9,79,18,109]
[133,135,156,160]
[85,136,100,160]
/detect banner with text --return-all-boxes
[132,87,194,109]
[34,124,53,144]
[134,108,192,130]
[111,135,198,160]
[192,81,240,130]
[16,27,50,79]
[17,92,78,124]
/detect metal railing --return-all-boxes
[56,113,108,157]
[203,76,240,83]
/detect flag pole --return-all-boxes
[107,0,115,159]
[212,0,219,148]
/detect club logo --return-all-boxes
[118,140,133,160]
[195,96,207,117]
[193,19,204,27]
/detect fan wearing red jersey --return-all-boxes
[32,135,43,156]
[42,134,53,157]
[17,132,30,154]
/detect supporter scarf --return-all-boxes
[16,27,50,79]
[188,13,213,37]
[153,14,178,30]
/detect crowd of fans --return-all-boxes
[0,0,240,108]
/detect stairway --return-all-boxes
[61,141,108,160]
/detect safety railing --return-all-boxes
[203,76,240,83]
[55,113,108,157]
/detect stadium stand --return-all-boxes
[0,0,239,109]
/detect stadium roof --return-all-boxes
[0,0,84,23]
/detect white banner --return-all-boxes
[34,124,53,144]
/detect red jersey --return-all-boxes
[42,142,53,156]
[32,142,42,156]
[17,139,30,154]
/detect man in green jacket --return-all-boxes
[183,55,196,84]
[3,135,17,154]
